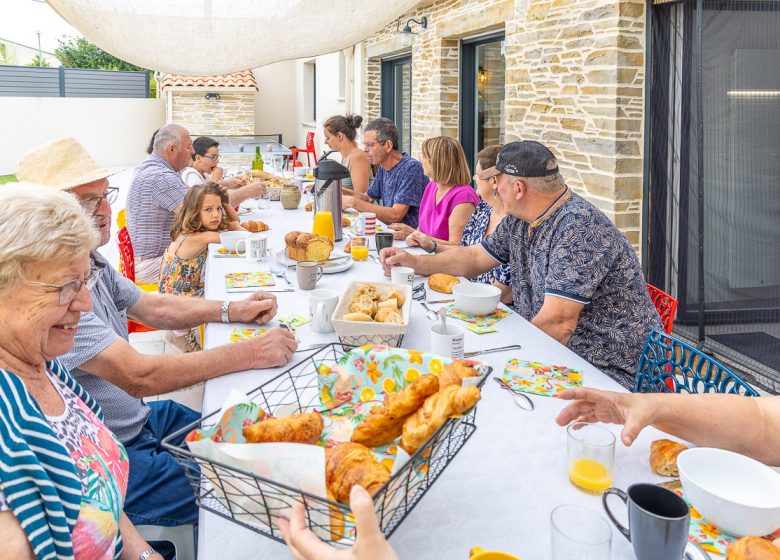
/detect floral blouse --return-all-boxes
[461,199,512,287]
[158,235,207,297]
[0,368,129,560]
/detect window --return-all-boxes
[303,60,316,122]
[381,55,412,152]
[460,33,506,177]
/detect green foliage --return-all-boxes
[26,55,51,67]
[55,36,143,71]
[0,175,17,184]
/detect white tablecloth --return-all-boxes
[195,205,681,560]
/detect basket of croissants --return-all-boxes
[331,282,412,347]
[162,343,489,546]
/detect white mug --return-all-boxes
[391,266,415,286]
[429,323,465,359]
[309,289,340,333]
[357,212,377,235]
[236,233,269,262]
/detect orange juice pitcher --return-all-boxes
[312,210,335,241]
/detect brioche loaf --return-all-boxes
[284,231,333,261]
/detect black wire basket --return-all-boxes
[161,342,490,545]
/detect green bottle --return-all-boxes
[252,146,264,170]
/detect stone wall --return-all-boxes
[169,91,256,137]
[361,0,646,249]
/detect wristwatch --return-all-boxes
[220,300,231,323]
[138,548,157,560]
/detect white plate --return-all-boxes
[275,249,353,274]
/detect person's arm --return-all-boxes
[494,280,513,304]
[343,195,410,225]
[129,290,278,331]
[175,231,223,259]
[222,200,243,229]
[531,295,585,346]
[119,513,163,560]
[555,389,780,465]
[78,326,298,398]
[446,202,476,245]
[380,244,496,279]
[0,512,34,560]
[228,181,267,206]
[348,152,371,196]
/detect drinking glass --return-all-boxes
[257,193,270,210]
[551,504,611,560]
[567,422,615,495]
[351,236,368,261]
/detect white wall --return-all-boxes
[252,62,298,146]
[0,97,165,173]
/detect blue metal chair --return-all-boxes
[635,328,759,396]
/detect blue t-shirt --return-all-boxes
[367,153,426,228]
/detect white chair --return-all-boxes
[137,523,196,560]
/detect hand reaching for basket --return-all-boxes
[278,485,399,560]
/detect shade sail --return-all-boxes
[48,0,419,75]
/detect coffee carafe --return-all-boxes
[313,153,350,242]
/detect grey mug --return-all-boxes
[296,261,324,290]
[603,483,690,560]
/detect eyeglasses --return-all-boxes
[363,142,381,149]
[25,268,101,305]
[200,153,220,161]
[80,187,118,213]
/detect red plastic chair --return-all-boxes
[117,226,158,333]
[646,283,678,334]
[287,132,318,169]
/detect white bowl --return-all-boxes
[219,231,249,252]
[678,447,780,537]
[452,282,501,316]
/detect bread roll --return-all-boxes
[383,289,406,307]
[342,312,374,322]
[649,439,688,477]
[348,294,376,316]
[304,202,313,212]
[356,284,381,301]
[382,311,403,324]
[377,298,398,311]
[428,273,460,294]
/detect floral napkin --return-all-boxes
[445,304,510,334]
[229,327,266,343]
[500,359,583,397]
[277,313,310,328]
[215,247,243,258]
[225,271,275,292]
[662,480,780,555]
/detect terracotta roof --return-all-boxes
[158,70,257,91]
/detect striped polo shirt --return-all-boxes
[127,152,188,259]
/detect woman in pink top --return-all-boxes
[389,136,478,244]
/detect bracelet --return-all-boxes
[138,547,157,560]
[220,300,231,323]
[427,239,437,254]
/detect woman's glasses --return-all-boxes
[25,268,101,305]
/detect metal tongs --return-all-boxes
[493,377,535,411]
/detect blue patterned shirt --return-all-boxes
[481,188,662,388]
[367,153,426,228]
[461,199,512,288]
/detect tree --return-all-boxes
[27,55,51,67]
[54,36,143,71]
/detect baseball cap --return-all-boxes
[477,141,559,180]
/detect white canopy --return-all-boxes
[48,0,421,75]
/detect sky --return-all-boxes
[1,0,82,53]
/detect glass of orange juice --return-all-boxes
[312,210,335,241]
[351,236,369,261]
[567,422,615,495]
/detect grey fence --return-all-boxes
[0,65,149,98]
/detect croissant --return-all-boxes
[242,411,324,444]
[400,385,481,455]
[241,220,269,233]
[325,442,391,504]
[726,536,780,559]
[438,361,479,389]
[649,439,688,477]
[351,374,440,448]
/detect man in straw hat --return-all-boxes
[14,137,298,533]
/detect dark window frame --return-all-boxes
[380,54,412,152]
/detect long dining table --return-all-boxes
[195,202,687,560]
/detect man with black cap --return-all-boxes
[381,141,662,389]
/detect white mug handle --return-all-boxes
[235,239,247,256]
[314,301,325,331]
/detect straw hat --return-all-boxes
[14,137,115,191]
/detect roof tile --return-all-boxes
[159,70,257,91]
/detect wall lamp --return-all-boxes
[205,92,221,100]
[400,16,427,34]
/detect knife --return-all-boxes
[463,344,522,358]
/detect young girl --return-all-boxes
[389,136,479,245]
[159,182,243,298]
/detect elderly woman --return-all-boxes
[406,145,512,304]
[0,184,163,560]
